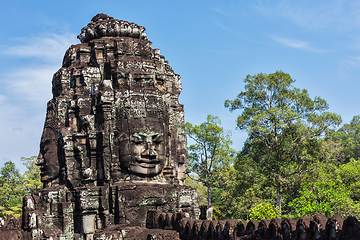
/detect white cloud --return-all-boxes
[0,32,77,172]
[5,66,55,105]
[345,56,360,67]
[272,36,325,52]
[1,33,78,105]
[272,36,309,49]
[3,33,77,62]
[0,94,42,172]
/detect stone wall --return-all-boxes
[146,210,360,240]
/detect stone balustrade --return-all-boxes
[146,209,360,240]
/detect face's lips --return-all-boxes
[134,158,161,168]
[138,163,157,168]
[40,172,48,181]
[137,159,160,164]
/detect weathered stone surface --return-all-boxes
[112,182,199,227]
[235,220,247,238]
[223,219,239,239]
[281,218,297,240]
[0,229,24,240]
[245,219,259,237]
[199,205,213,220]
[340,216,360,240]
[269,218,282,239]
[0,13,198,240]
[36,13,188,188]
[310,214,327,240]
[296,216,311,240]
[2,215,22,230]
[147,214,360,239]
[77,14,148,44]
[4,12,360,240]
[258,219,270,239]
[324,214,344,240]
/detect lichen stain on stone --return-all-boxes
[139,199,167,206]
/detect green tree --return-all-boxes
[186,115,235,205]
[288,161,360,218]
[0,161,26,218]
[230,141,277,219]
[21,156,42,193]
[327,115,360,162]
[338,158,360,202]
[210,165,240,219]
[225,71,341,213]
[0,157,41,218]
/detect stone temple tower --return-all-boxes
[41,13,189,188]
[0,14,200,240]
[3,12,358,240]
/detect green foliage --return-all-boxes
[339,158,360,202]
[288,160,360,218]
[231,141,360,219]
[0,161,26,218]
[186,115,235,205]
[209,166,241,219]
[217,150,274,220]
[21,156,42,193]
[288,181,354,218]
[212,206,225,220]
[327,115,360,162]
[226,71,342,213]
[249,202,280,222]
[228,188,264,220]
[0,156,41,218]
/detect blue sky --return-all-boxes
[1,0,360,172]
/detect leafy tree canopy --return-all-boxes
[289,160,360,218]
[0,161,25,218]
[327,115,360,162]
[186,115,235,205]
[0,156,41,218]
[225,71,342,213]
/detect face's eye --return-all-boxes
[132,138,144,144]
[152,135,163,144]
[44,147,50,154]
[40,142,49,155]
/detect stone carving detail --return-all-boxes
[3,13,360,240]
[0,14,198,240]
[77,13,147,43]
[36,13,188,188]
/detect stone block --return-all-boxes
[83,214,96,234]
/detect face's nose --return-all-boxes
[141,140,157,160]
[36,152,44,165]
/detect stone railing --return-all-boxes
[146,210,360,240]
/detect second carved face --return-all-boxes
[36,126,60,184]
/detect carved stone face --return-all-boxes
[35,127,60,183]
[118,119,166,176]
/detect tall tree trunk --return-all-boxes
[276,181,281,215]
[207,185,211,205]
